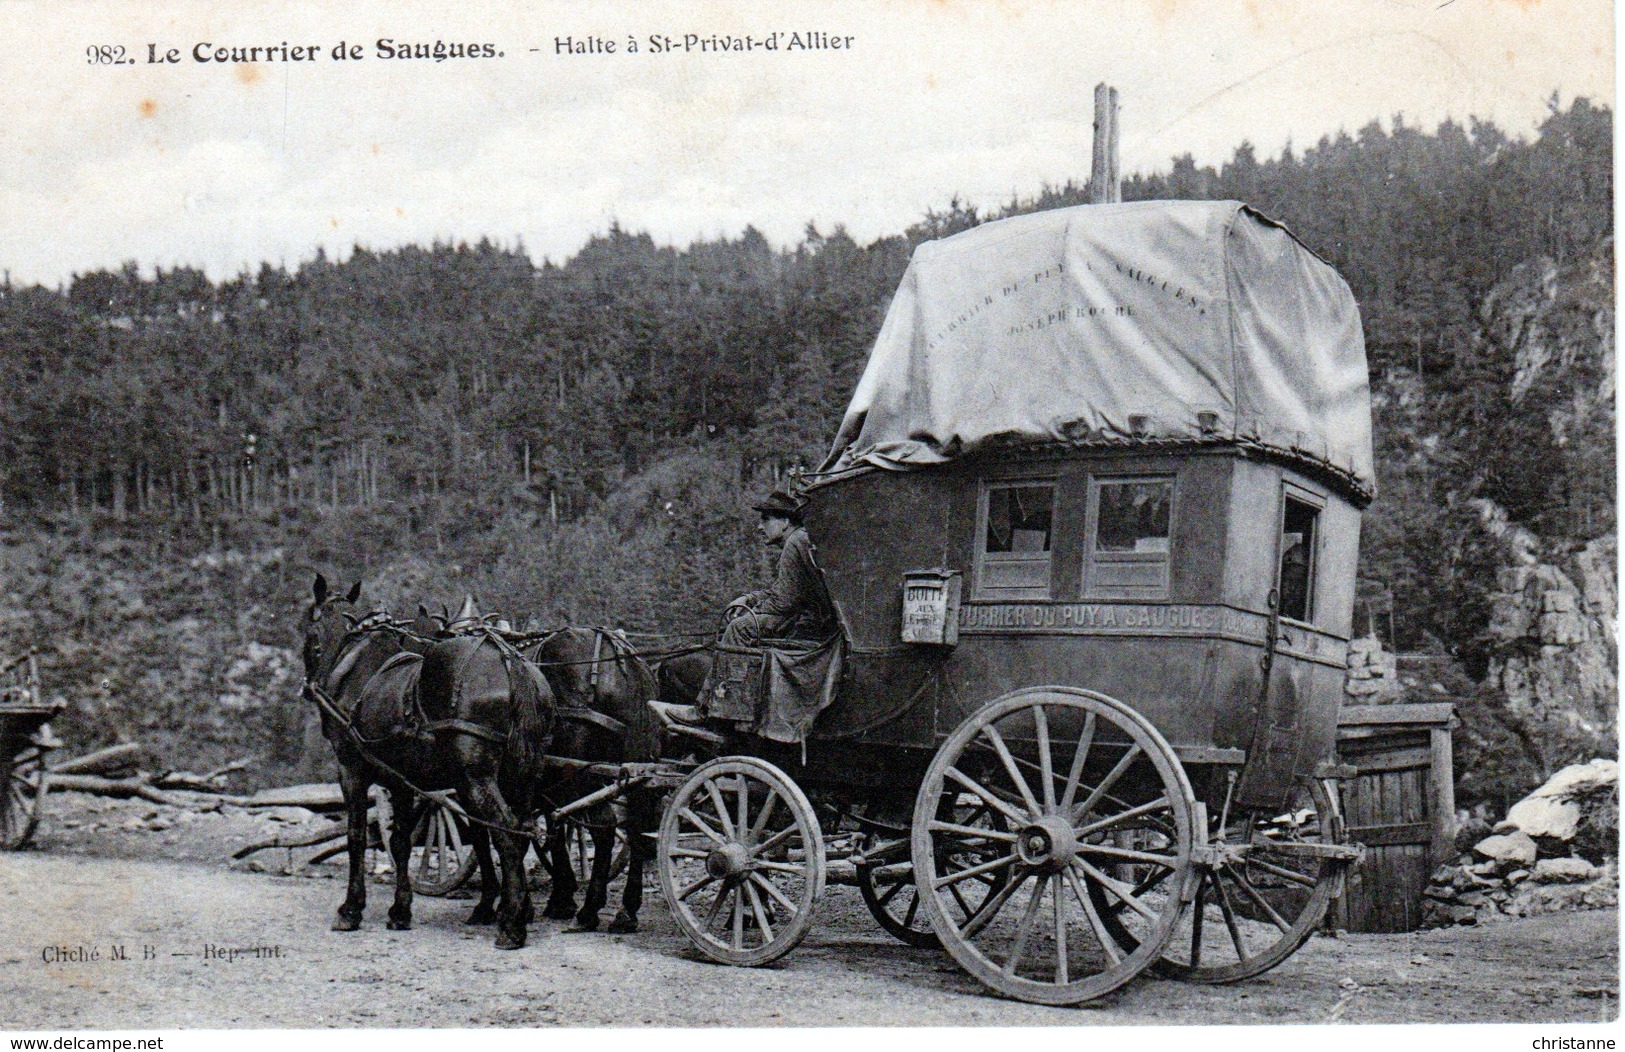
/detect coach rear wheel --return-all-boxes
[1097,777,1349,983]
[659,756,825,966]
[410,797,478,896]
[912,688,1197,1005]
[856,845,937,948]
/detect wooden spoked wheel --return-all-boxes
[658,756,825,967]
[911,688,1197,1005]
[410,798,478,896]
[520,814,630,894]
[857,797,1012,950]
[1,745,49,850]
[565,818,630,886]
[856,855,937,949]
[1100,778,1347,983]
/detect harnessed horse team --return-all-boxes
[301,575,683,950]
[300,485,825,948]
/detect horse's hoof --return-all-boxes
[542,900,576,921]
[573,913,601,932]
[386,916,412,931]
[607,914,638,934]
[331,915,362,932]
[466,908,497,926]
[494,932,526,951]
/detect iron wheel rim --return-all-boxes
[911,687,1197,1005]
[658,756,825,967]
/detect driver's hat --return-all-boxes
[751,487,806,518]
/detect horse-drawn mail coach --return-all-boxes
[297,199,1374,1006]
[650,200,1374,1004]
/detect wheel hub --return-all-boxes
[705,842,752,880]
[1016,815,1079,871]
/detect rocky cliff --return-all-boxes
[1467,240,1616,778]
[1351,239,1615,810]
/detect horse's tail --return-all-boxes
[499,635,555,776]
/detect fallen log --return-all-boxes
[49,743,146,777]
[48,773,188,807]
[241,783,346,812]
[205,756,255,781]
[164,788,255,808]
[231,821,347,860]
[153,757,253,792]
[307,842,349,865]
[152,772,223,792]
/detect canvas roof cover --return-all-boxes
[821,201,1374,502]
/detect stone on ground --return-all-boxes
[1473,831,1538,868]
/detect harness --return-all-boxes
[318,613,656,748]
[301,674,538,839]
[536,628,633,739]
[311,615,525,749]
[418,628,532,746]
[305,612,675,838]
[308,609,655,839]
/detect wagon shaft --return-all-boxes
[1246,837,1365,864]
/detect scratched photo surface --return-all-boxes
[0,0,1616,1035]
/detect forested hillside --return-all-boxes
[0,98,1611,791]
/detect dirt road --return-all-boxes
[0,848,1616,1028]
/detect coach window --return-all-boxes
[975,482,1054,600]
[1084,477,1173,600]
[1278,492,1321,623]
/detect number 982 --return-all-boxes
[86,45,128,65]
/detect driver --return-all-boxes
[719,486,835,647]
[648,486,837,731]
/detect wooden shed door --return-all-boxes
[1331,708,1454,933]
[1338,747,1431,931]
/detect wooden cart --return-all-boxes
[0,651,61,850]
[638,201,1374,1004]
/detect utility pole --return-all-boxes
[1091,83,1122,204]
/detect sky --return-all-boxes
[0,0,1612,287]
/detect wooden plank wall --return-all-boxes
[1332,703,1456,933]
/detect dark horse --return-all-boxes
[526,627,663,933]
[301,575,553,949]
[653,649,712,710]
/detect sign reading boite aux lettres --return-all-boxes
[901,571,961,645]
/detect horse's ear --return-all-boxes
[345,581,362,605]
[313,574,329,606]
[417,604,429,619]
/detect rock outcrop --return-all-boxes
[1463,242,1615,779]
[1475,509,1617,770]
[1422,758,1619,927]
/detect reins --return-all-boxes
[374,619,716,668]
[301,676,540,839]
[302,613,684,840]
